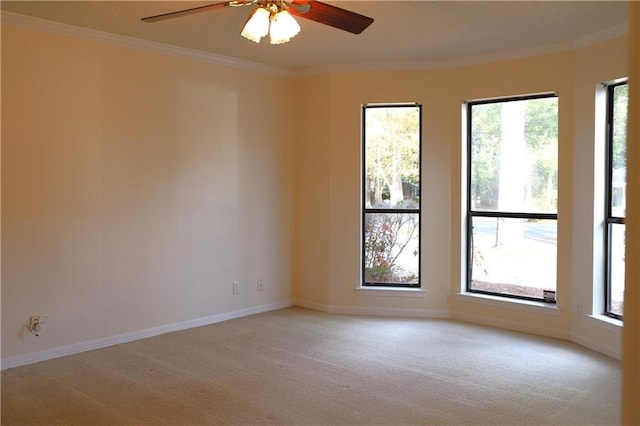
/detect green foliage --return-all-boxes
[470,97,558,213]
[525,98,558,212]
[471,103,501,209]
[365,106,420,208]
[363,213,418,283]
[612,84,628,171]
[363,106,421,284]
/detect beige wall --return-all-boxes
[1,25,294,360]
[291,74,331,308]
[0,18,631,368]
[324,69,455,315]
[571,38,629,354]
[294,38,628,356]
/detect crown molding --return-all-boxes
[1,10,627,77]
[322,22,629,74]
[0,11,295,78]
[573,22,628,50]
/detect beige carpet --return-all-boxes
[1,307,620,425]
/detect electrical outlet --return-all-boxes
[26,315,47,336]
[257,279,264,292]
[232,281,239,295]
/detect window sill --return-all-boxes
[455,292,561,315]
[585,314,623,331]
[355,287,426,298]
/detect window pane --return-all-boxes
[364,213,419,284]
[364,106,420,209]
[609,223,625,317]
[471,97,558,214]
[610,84,628,218]
[470,217,557,298]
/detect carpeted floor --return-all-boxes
[1,307,620,425]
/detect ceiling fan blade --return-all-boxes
[141,2,230,23]
[289,1,373,34]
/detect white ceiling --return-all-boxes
[1,1,629,72]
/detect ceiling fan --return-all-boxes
[141,0,374,44]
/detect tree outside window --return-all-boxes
[468,95,558,301]
[606,82,628,319]
[362,104,421,287]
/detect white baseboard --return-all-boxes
[571,332,621,360]
[293,300,449,318]
[3,300,621,369]
[451,311,571,341]
[1,300,292,370]
[327,305,450,318]
[292,299,329,313]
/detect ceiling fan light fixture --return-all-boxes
[142,1,374,44]
[240,6,270,43]
[269,9,300,45]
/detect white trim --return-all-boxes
[0,301,291,370]
[325,23,628,74]
[1,299,621,368]
[297,301,620,359]
[571,331,621,360]
[455,292,562,315]
[327,305,449,318]
[0,11,626,77]
[0,11,294,78]
[292,299,329,313]
[602,77,629,87]
[586,314,624,331]
[451,311,570,341]
[355,287,426,298]
[573,23,628,50]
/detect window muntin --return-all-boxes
[605,82,628,319]
[467,94,558,302]
[362,104,421,287]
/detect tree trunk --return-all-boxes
[390,140,404,205]
[496,101,526,246]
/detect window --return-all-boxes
[466,94,558,302]
[362,104,421,287]
[605,82,628,319]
